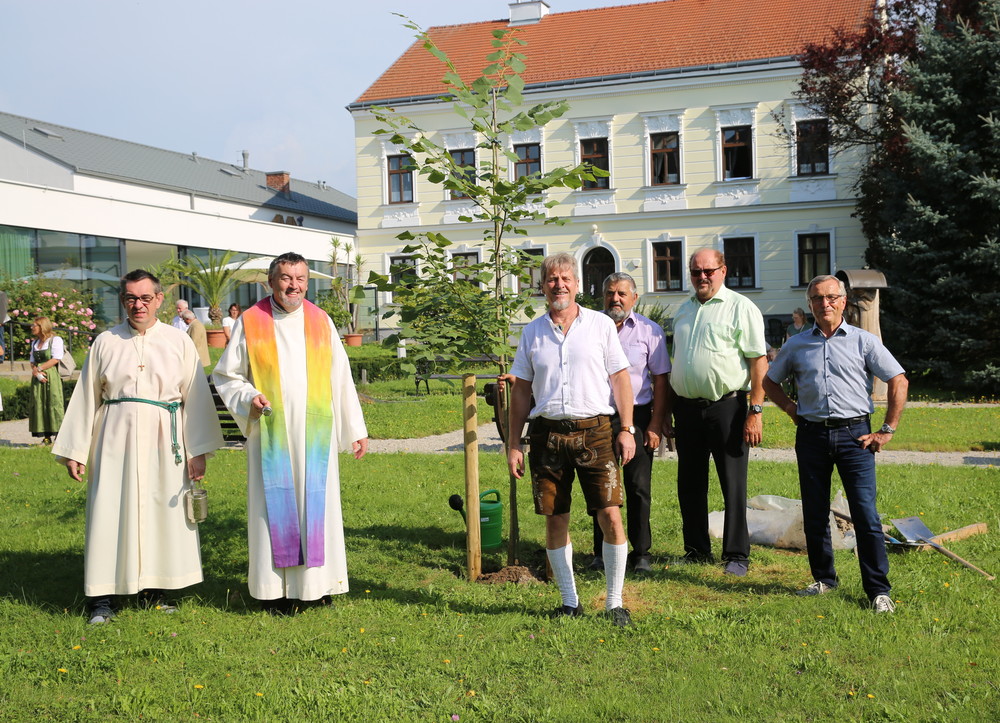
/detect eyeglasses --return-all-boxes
[690,267,722,278]
[123,294,157,306]
[808,294,845,304]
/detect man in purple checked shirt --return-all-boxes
[589,272,670,575]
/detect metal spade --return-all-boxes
[891,516,995,580]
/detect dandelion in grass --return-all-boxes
[652,647,661,652]
[848,691,855,696]
[867,694,875,699]
[467,690,476,697]
[256,693,263,697]
[72,645,81,650]
[816,615,824,619]
[360,628,365,633]
[443,659,451,664]
[194,684,204,689]
[944,582,950,588]
[824,650,830,654]
[58,668,67,673]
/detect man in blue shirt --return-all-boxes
[763,275,908,613]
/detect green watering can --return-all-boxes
[448,489,503,551]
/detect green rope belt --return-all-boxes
[104,397,183,463]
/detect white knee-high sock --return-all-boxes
[603,541,628,610]
[546,544,579,608]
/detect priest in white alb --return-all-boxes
[213,252,368,612]
[53,269,224,624]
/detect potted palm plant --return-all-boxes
[328,238,366,345]
[174,250,255,347]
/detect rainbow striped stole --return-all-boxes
[242,298,334,568]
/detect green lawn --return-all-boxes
[1,447,997,720]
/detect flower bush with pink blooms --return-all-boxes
[0,277,98,360]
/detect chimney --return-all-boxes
[509,0,550,25]
[266,171,291,199]
[242,150,250,170]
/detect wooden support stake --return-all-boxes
[462,374,481,582]
[499,380,520,566]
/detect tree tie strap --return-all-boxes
[104,397,183,464]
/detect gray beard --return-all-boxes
[606,306,627,323]
[550,297,571,311]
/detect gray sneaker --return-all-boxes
[796,581,834,596]
[872,594,896,613]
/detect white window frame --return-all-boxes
[572,117,613,189]
[719,233,760,290]
[507,241,547,295]
[645,233,687,294]
[440,131,478,201]
[447,245,482,287]
[383,251,418,305]
[712,105,758,183]
[786,102,834,176]
[642,112,685,187]
[381,138,418,207]
[508,127,544,183]
[794,226,837,287]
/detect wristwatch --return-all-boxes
[748,404,763,415]
[622,425,636,434]
[879,423,896,435]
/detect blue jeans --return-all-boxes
[795,419,890,600]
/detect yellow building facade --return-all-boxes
[349,0,873,343]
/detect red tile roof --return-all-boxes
[356,0,875,104]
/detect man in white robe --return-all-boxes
[53,270,224,624]
[213,252,368,611]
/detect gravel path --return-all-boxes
[366,421,1000,467]
[3,416,997,467]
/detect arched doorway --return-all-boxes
[582,247,615,298]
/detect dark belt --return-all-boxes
[677,390,740,408]
[802,414,869,428]
[534,415,611,432]
[611,402,652,419]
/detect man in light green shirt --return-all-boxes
[666,248,767,577]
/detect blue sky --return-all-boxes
[3,0,640,197]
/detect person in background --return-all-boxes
[589,272,669,575]
[181,310,211,368]
[171,299,189,331]
[29,316,65,445]
[786,307,810,341]
[223,303,242,344]
[0,289,8,363]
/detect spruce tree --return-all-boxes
[863,0,1000,390]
